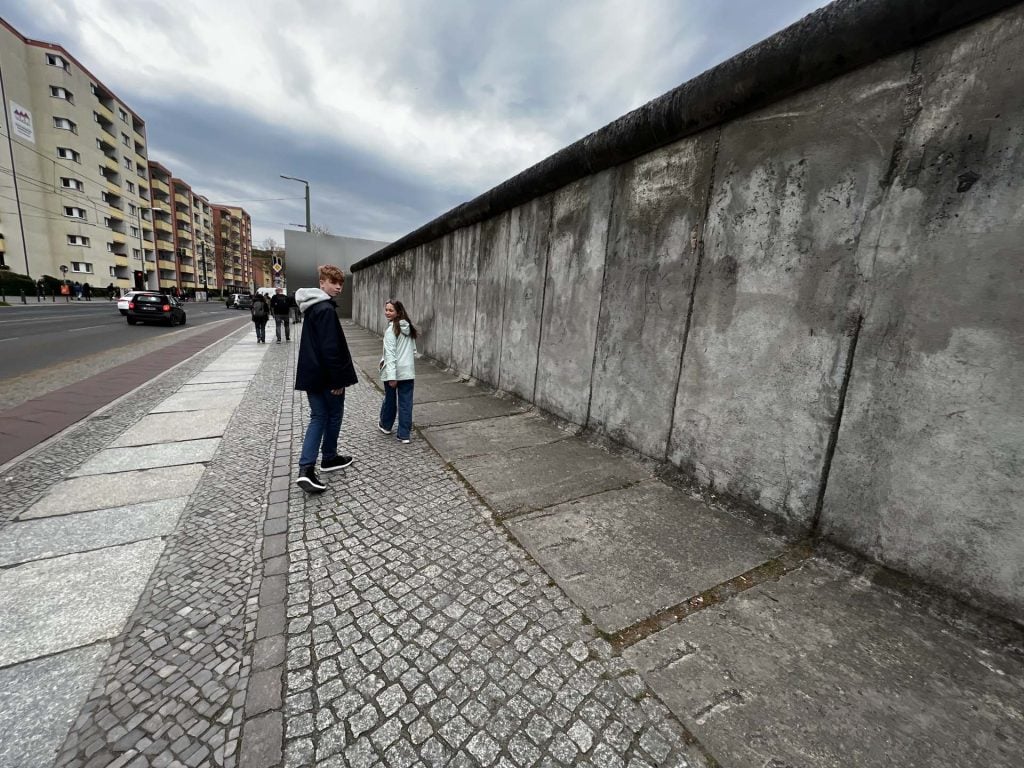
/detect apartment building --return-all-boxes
[0,20,154,289]
[212,205,252,293]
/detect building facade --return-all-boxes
[212,205,252,293]
[0,20,154,290]
[1,19,253,296]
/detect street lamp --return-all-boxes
[279,174,310,232]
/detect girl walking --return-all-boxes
[378,300,418,443]
[251,293,269,343]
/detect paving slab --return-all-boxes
[415,393,524,427]
[624,557,1024,768]
[179,381,250,392]
[0,497,187,566]
[21,464,205,518]
[111,408,233,446]
[69,437,220,476]
[508,479,790,633]
[413,378,494,404]
[151,388,246,413]
[453,438,650,517]
[423,412,573,461]
[0,644,111,768]
[0,539,165,666]
[187,371,255,384]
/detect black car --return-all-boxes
[126,292,187,326]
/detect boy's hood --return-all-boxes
[296,287,331,313]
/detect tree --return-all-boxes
[311,222,331,237]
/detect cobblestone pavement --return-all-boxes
[46,332,287,768]
[279,341,708,767]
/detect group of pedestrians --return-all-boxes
[288,264,419,494]
[250,287,297,344]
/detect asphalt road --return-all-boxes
[0,299,251,381]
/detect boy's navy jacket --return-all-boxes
[294,288,358,392]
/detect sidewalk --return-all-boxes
[0,320,1020,768]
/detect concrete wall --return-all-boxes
[352,1,1024,622]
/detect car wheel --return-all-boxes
[180,314,187,325]
[127,317,137,325]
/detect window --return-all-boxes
[123,157,133,171]
[128,203,137,216]
[50,86,73,102]
[64,206,87,220]
[71,261,93,272]
[132,248,141,260]
[119,107,128,123]
[106,242,114,252]
[122,133,131,147]
[53,117,77,132]
[60,177,84,191]
[109,266,116,277]
[103,216,112,227]
[101,191,110,204]
[126,181,135,194]
[57,147,80,162]
[46,53,70,71]
[67,235,90,247]
[130,226,140,238]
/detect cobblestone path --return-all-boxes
[280,352,704,766]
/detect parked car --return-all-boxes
[117,290,144,316]
[228,293,253,309]
[126,292,187,326]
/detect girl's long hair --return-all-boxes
[387,300,418,339]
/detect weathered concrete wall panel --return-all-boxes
[471,214,511,384]
[416,239,454,366]
[821,9,1024,620]
[450,225,480,376]
[589,139,715,458]
[534,173,614,425]
[670,54,912,529]
[499,198,552,401]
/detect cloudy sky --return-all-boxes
[2,0,829,246]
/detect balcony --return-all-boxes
[114,254,128,267]
[175,209,191,224]
[153,219,173,234]
[174,193,190,206]
[150,178,169,195]
[102,155,119,172]
[94,103,114,124]
[110,231,127,244]
[104,178,122,194]
[158,259,177,271]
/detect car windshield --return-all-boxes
[134,295,166,304]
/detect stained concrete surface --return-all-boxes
[415,394,525,427]
[508,480,791,633]
[0,539,165,666]
[453,439,650,518]
[422,411,572,462]
[69,437,220,476]
[0,644,111,768]
[0,497,187,566]
[20,464,205,518]
[624,556,1024,768]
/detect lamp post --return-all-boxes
[199,239,209,300]
[279,174,310,232]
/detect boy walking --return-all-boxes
[294,265,358,493]
[270,286,291,342]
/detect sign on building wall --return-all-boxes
[9,101,34,144]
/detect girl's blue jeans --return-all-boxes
[379,380,414,439]
[300,389,344,467]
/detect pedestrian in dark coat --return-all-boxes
[293,265,358,493]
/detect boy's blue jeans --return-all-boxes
[300,389,344,467]
[379,380,414,439]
